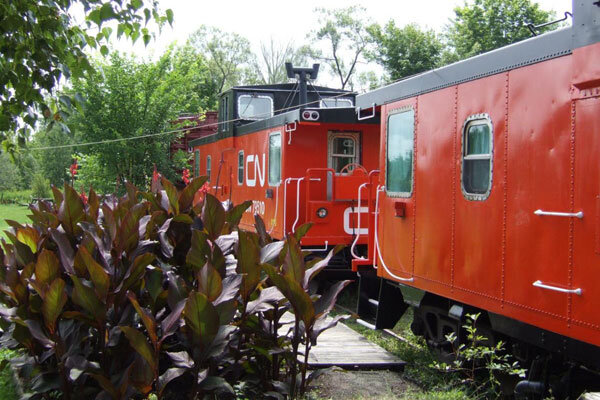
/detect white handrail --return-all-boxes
[532,280,582,295]
[534,209,583,219]
[373,186,414,282]
[292,177,305,232]
[350,183,369,260]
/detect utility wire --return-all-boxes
[26,90,356,152]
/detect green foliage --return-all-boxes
[30,174,51,199]
[0,177,348,399]
[187,26,258,93]
[0,154,21,193]
[65,51,208,193]
[0,348,18,400]
[29,127,74,187]
[444,0,555,60]
[0,0,172,153]
[432,313,526,398]
[368,22,443,82]
[306,6,372,90]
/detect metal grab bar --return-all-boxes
[350,183,369,260]
[357,103,375,121]
[373,186,414,282]
[532,280,582,296]
[534,209,583,219]
[285,121,297,145]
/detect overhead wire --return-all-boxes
[25,89,357,152]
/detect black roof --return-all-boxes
[356,27,573,109]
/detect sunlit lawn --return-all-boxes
[0,204,31,239]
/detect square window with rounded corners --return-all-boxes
[386,107,415,197]
[238,95,273,120]
[461,114,493,201]
[328,132,360,173]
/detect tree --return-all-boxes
[306,6,372,90]
[30,126,74,187]
[0,153,22,193]
[368,22,443,82]
[253,38,306,85]
[0,0,172,153]
[187,26,257,93]
[445,0,555,60]
[65,51,203,192]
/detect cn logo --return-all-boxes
[246,154,265,187]
[343,207,369,235]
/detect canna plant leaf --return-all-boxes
[127,292,157,347]
[263,264,315,329]
[42,278,67,334]
[282,236,305,284]
[186,230,210,270]
[77,247,110,300]
[71,275,105,322]
[224,200,252,233]
[293,222,313,242]
[58,184,85,236]
[183,291,219,349]
[161,177,179,215]
[236,231,261,302]
[201,194,225,241]
[35,249,61,287]
[197,263,222,302]
[178,176,208,212]
[120,326,157,371]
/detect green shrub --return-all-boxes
[30,174,51,199]
[0,177,348,399]
[432,313,526,398]
[0,190,31,205]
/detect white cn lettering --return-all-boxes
[246,155,256,187]
[245,154,266,187]
[255,154,265,187]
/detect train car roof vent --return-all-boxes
[286,62,319,109]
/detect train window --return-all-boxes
[206,155,211,182]
[462,114,493,200]
[238,151,244,185]
[194,150,200,177]
[269,132,282,186]
[238,95,273,120]
[328,132,360,173]
[386,108,415,196]
[320,98,353,108]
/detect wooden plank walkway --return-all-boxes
[280,314,406,371]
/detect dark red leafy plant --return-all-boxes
[0,177,350,399]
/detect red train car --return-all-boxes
[190,65,380,269]
[354,1,600,395]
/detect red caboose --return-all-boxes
[354,1,600,396]
[190,64,380,271]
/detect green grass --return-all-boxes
[0,349,19,400]
[329,285,472,400]
[0,204,31,240]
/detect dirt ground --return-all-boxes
[309,369,420,400]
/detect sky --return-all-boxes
[111,0,573,88]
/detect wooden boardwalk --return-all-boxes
[281,314,405,371]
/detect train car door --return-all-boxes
[573,94,600,330]
[376,101,416,281]
[505,58,572,322]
